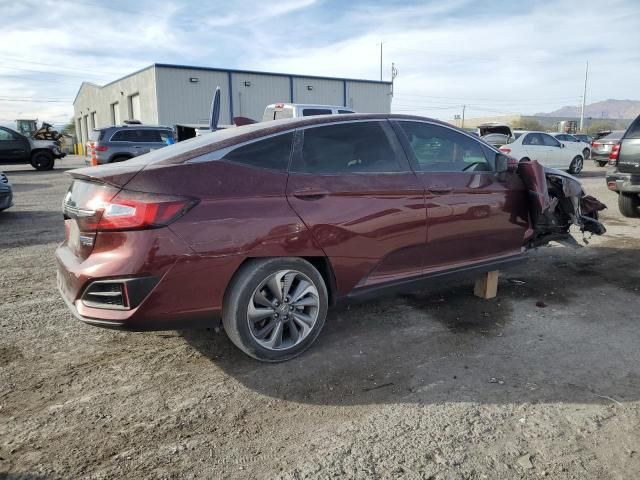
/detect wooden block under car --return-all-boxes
[474,270,499,299]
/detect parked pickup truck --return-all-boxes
[0,126,66,170]
[606,115,640,217]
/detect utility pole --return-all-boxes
[379,42,383,81]
[390,62,398,97]
[579,61,588,132]
[461,105,466,129]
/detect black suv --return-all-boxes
[606,115,640,217]
[0,126,66,170]
[86,123,174,165]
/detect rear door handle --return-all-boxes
[428,186,452,194]
[291,188,329,200]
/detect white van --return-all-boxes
[262,103,355,122]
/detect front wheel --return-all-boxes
[568,155,583,174]
[31,151,54,171]
[222,258,328,362]
[583,148,590,159]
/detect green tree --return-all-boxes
[516,118,545,131]
[61,119,75,136]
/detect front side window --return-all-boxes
[398,121,492,172]
[302,108,332,117]
[222,132,293,171]
[0,129,16,141]
[542,134,561,147]
[523,133,543,146]
[295,121,403,174]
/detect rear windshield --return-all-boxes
[602,131,626,141]
[263,107,294,121]
[625,118,640,139]
[89,130,103,141]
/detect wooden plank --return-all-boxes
[474,270,499,299]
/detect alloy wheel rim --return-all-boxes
[574,157,583,173]
[247,269,319,351]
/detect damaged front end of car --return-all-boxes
[518,160,606,248]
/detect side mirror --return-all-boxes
[495,154,518,173]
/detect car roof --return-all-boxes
[266,103,353,109]
[99,124,173,131]
[128,113,473,167]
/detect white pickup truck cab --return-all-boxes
[262,103,355,122]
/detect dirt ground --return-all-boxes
[1,156,639,480]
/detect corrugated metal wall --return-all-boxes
[230,73,290,122]
[346,81,391,113]
[73,66,158,143]
[73,65,393,145]
[292,77,343,106]
[155,68,231,126]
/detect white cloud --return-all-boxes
[1,0,639,126]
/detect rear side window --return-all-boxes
[338,109,354,114]
[626,117,640,139]
[302,109,332,117]
[222,132,293,171]
[110,129,166,142]
[542,134,561,147]
[295,121,403,174]
[398,121,492,172]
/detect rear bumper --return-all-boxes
[55,227,244,330]
[591,152,610,162]
[606,169,640,193]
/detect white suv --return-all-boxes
[263,103,354,122]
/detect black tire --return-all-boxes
[583,148,590,159]
[30,151,54,171]
[618,193,640,218]
[222,258,329,362]
[110,155,131,163]
[568,155,584,174]
[595,160,607,167]
[519,157,530,163]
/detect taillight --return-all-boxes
[609,143,620,165]
[593,142,601,148]
[94,145,108,152]
[64,181,197,232]
[499,147,511,154]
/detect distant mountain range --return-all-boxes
[536,99,640,119]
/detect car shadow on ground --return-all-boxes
[577,169,607,179]
[182,244,640,407]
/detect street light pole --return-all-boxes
[379,42,383,81]
[461,105,466,129]
[580,61,588,132]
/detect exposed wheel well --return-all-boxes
[110,155,132,163]
[230,256,337,307]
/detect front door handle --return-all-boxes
[291,188,329,200]
[428,186,453,194]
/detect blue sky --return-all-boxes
[2,0,640,126]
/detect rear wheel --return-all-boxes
[222,258,328,362]
[618,193,640,218]
[110,155,131,163]
[519,157,530,163]
[568,155,583,174]
[30,151,54,171]
[595,160,607,167]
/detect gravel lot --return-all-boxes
[1,156,639,480]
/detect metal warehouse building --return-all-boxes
[73,63,392,144]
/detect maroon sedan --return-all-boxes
[56,114,605,361]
